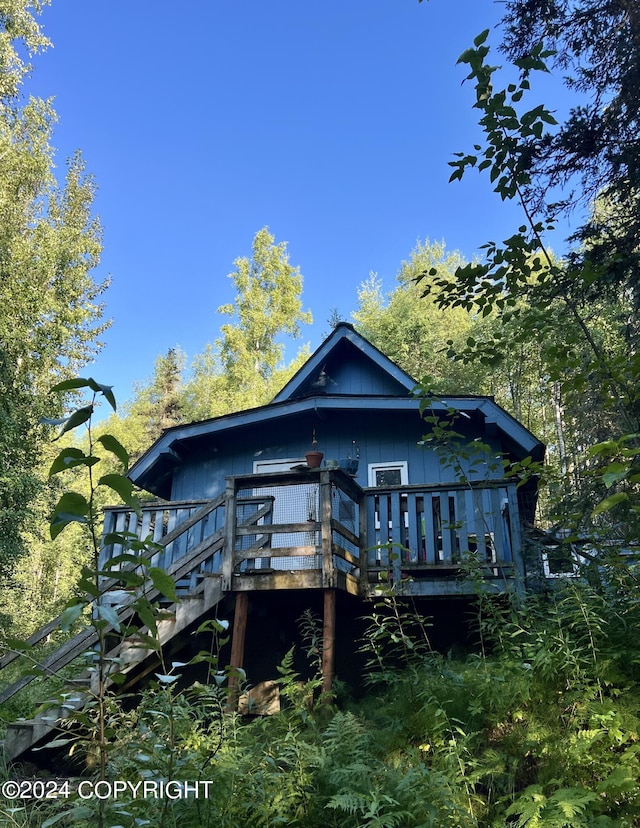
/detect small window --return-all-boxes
[542,547,581,578]
[368,462,408,487]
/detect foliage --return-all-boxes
[182,226,312,419]
[500,0,640,242]
[125,347,187,446]
[352,240,485,394]
[96,228,313,466]
[420,20,640,534]
[0,0,107,576]
[4,394,640,828]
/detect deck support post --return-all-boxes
[228,591,249,707]
[322,588,336,695]
[222,477,236,591]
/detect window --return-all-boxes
[368,462,409,536]
[542,547,581,578]
[368,461,408,488]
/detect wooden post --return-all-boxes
[358,489,368,595]
[320,470,333,588]
[222,477,236,591]
[322,589,336,696]
[228,591,248,708]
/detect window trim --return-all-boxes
[367,461,408,488]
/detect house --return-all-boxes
[1,323,544,760]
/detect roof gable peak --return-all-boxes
[271,322,417,403]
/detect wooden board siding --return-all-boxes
[170,408,507,504]
[314,343,410,396]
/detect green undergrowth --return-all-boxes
[0,634,91,731]
[3,569,640,828]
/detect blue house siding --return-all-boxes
[295,342,411,397]
[168,407,507,502]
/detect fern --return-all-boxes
[506,784,601,827]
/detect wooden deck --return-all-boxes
[1,468,525,761]
[100,468,524,599]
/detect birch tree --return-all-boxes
[0,1,107,572]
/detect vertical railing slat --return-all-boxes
[223,481,236,591]
[162,507,177,568]
[320,471,333,587]
[439,493,452,562]
[423,493,436,565]
[472,489,487,562]
[499,487,513,563]
[114,511,127,560]
[407,493,419,564]
[389,491,403,581]
[378,495,390,569]
[507,484,525,582]
[489,488,505,565]
[139,510,153,544]
[366,496,378,571]
[456,489,469,557]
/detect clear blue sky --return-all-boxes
[29,0,571,406]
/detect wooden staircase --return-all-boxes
[1,496,227,762]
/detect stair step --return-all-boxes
[3,575,224,762]
[5,721,37,760]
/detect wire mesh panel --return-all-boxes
[235,482,321,571]
[331,484,360,557]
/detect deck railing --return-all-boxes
[227,468,364,591]
[99,474,524,598]
[100,496,227,595]
[365,481,523,583]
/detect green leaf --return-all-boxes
[97,604,121,632]
[96,434,129,470]
[457,47,475,66]
[101,552,148,568]
[53,491,89,517]
[98,473,134,503]
[592,492,628,516]
[134,598,158,635]
[107,570,145,587]
[86,378,117,411]
[148,567,179,602]
[50,492,90,539]
[50,378,94,393]
[59,603,84,631]
[39,416,69,426]
[42,806,94,827]
[53,405,93,440]
[4,637,33,652]
[587,440,619,457]
[49,447,99,476]
[602,462,628,488]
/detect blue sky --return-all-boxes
[29,0,572,406]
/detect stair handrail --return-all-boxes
[0,493,227,701]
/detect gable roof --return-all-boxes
[271,322,417,401]
[128,322,545,496]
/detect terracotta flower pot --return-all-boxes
[305,451,323,468]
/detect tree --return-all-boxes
[423,11,640,533]
[218,227,312,393]
[183,227,312,418]
[499,1,640,413]
[352,240,486,394]
[128,347,186,443]
[501,1,640,218]
[0,2,107,573]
